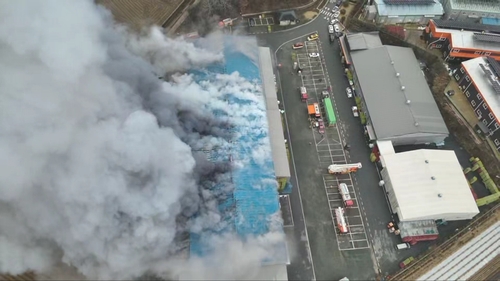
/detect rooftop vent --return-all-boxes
[415,122,419,126]
[402,86,406,91]
[396,72,400,77]
[391,61,394,65]
[431,176,436,180]
[425,160,429,163]
[406,99,411,104]
[438,193,442,198]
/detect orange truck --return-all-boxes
[307,103,321,118]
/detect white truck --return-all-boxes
[328,163,362,175]
[334,207,348,234]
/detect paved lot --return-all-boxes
[257,5,486,278]
[249,17,274,27]
[257,4,408,279]
[295,41,370,251]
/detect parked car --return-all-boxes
[333,11,340,18]
[292,42,304,49]
[352,106,359,117]
[328,25,334,34]
[309,53,320,58]
[318,119,325,134]
[396,243,411,250]
[308,33,319,41]
[321,90,329,98]
[417,26,426,30]
[331,19,339,25]
[334,24,341,33]
[345,87,353,98]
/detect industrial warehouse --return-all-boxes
[372,141,480,244]
[187,40,290,281]
[340,32,449,146]
[423,19,500,62]
[4,0,500,280]
[454,56,500,151]
[0,36,291,281]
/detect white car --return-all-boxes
[331,19,339,25]
[346,87,353,98]
[333,12,340,18]
[352,106,359,117]
[309,53,320,58]
[334,25,341,33]
[328,25,334,34]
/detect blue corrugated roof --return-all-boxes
[482,18,500,26]
[374,0,443,16]
[188,36,285,263]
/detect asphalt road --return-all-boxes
[252,3,434,280]
[252,5,384,281]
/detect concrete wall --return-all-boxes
[381,168,397,214]
[376,14,440,25]
[382,132,448,146]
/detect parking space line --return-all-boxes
[297,37,372,252]
[341,247,371,251]
[322,177,341,244]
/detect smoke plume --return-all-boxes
[0,0,283,280]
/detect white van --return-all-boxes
[396,243,411,250]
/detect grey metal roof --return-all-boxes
[279,10,298,21]
[350,46,448,139]
[374,0,443,16]
[259,47,291,178]
[346,32,383,51]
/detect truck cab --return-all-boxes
[313,103,321,118]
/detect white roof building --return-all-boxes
[259,47,291,179]
[434,27,500,53]
[462,56,500,120]
[380,149,480,222]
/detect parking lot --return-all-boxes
[295,39,370,251]
[248,17,274,27]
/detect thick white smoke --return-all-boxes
[0,0,283,280]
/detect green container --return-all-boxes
[472,164,480,171]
